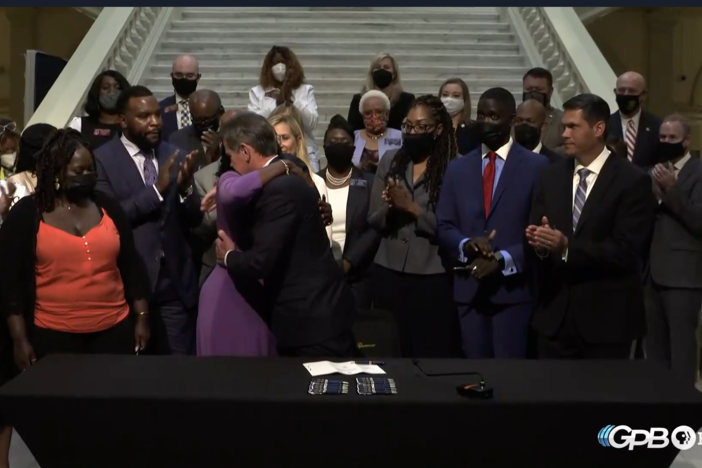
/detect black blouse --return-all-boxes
[0,192,150,335]
[347,91,416,132]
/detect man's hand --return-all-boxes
[177,151,199,194]
[155,151,178,194]
[652,163,676,194]
[215,230,236,266]
[527,216,567,254]
[13,338,36,371]
[201,186,217,213]
[463,229,496,260]
[319,195,333,226]
[134,315,150,353]
[265,89,281,100]
[467,256,499,280]
[201,130,221,164]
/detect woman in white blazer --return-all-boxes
[249,46,320,171]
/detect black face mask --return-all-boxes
[194,117,219,136]
[172,77,198,97]
[324,144,355,172]
[615,94,641,115]
[475,121,510,152]
[657,141,686,163]
[402,133,435,162]
[372,69,393,89]
[513,123,542,151]
[523,91,548,107]
[64,173,97,198]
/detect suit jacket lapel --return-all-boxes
[488,146,522,218]
[634,111,651,164]
[115,140,150,194]
[558,158,575,238]
[467,154,486,218]
[574,155,617,236]
[676,155,699,189]
[610,112,623,139]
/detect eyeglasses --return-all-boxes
[0,122,16,135]
[401,123,436,134]
[172,73,198,80]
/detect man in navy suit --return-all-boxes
[437,87,548,359]
[159,54,201,141]
[95,85,202,355]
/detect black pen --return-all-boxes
[355,361,385,365]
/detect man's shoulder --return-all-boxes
[94,138,122,160]
[158,95,175,107]
[513,143,548,167]
[170,125,196,141]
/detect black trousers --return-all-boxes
[645,279,702,384]
[148,262,196,356]
[32,318,134,359]
[278,331,361,358]
[537,312,632,360]
[373,266,461,359]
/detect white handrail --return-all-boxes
[26,7,173,129]
[508,7,617,112]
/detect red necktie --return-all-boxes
[483,152,496,219]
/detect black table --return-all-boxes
[1,355,701,468]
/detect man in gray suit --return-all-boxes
[193,109,242,285]
[169,89,224,170]
[647,114,702,383]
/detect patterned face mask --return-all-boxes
[363,113,387,134]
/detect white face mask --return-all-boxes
[272,63,287,82]
[441,97,465,116]
[1,152,16,169]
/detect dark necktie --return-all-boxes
[143,152,157,186]
[483,151,496,219]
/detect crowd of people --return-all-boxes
[0,43,698,465]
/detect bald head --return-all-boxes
[172,54,199,75]
[188,89,222,125]
[516,99,547,128]
[220,109,245,128]
[614,71,646,117]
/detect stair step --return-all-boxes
[179,9,501,22]
[159,40,521,54]
[149,64,526,80]
[170,19,510,33]
[166,30,515,43]
[153,52,526,66]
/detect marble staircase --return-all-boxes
[146,7,528,142]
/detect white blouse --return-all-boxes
[327,185,349,261]
[310,172,332,245]
[248,83,320,171]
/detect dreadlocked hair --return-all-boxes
[389,94,457,207]
[34,128,93,213]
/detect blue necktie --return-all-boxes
[143,152,157,186]
[572,168,591,232]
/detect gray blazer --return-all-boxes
[650,155,702,289]
[368,149,447,275]
[542,106,564,152]
[193,161,219,286]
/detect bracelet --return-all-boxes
[280,160,290,175]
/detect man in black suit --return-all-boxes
[608,71,662,168]
[168,89,224,171]
[526,93,657,359]
[647,114,702,383]
[514,98,561,163]
[159,54,201,141]
[215,112,358,357]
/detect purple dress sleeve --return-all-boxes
[215,171,263,235]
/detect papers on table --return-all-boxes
[303,361,386,377]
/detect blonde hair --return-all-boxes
[362,52,402,94]
[439,78,472,125]
[268,114,311,170]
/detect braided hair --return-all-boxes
[34,128,93,213]
[389,95,457,207]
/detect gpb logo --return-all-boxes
[599,425,698,450]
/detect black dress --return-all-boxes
[347,91,415,132]
[79,117,122,151]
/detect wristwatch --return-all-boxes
[180,185,193,198]
[493,251,505,270]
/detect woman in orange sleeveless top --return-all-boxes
[0,129,150,370]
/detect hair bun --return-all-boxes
[329,114,347,127]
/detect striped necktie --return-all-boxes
[625,119,637,162]
[572,168,591,232]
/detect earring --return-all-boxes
[55,178,60,191]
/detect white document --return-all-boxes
[303,361,386,377]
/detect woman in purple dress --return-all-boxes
[197,158,300,356]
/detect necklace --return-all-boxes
[366,131,385,140]
[326,169,352,187]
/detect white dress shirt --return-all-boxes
[563,146,611,261]
[533,142,543,154]
[620,109,641,138]
[248,83,320,171]
[674,152,692,178]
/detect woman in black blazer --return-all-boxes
[347,53,415,132]
[318,115,381,308]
